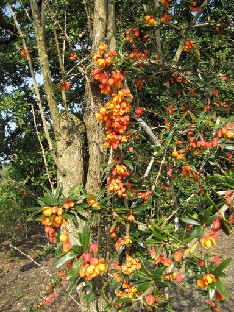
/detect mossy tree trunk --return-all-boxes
[30,0,116,309]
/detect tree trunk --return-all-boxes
[84,0,108,194]
[57,113,85,194]
[30,0,85,191]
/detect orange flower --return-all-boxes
[145,15,156,26]
[174,250,183,262]
[200,236,216,248]
[63,199,75,209]
[161,13,171,24]
[197,273,216,289]
[42,206,52,216]
[69,53,77,60]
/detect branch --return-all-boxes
[191,0,209,27]
[136,118,161,147]
[172,0,209,65]
[9,244,52,277]
[31,104,55,192]
[7,2,62,173]
[107,0,116,50]
[154,0,163,62]
[52,18,68,111]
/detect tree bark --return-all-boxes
[57,113,85,194]
[30,0,85,191]
[84,0,108,194]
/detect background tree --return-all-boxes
[0,0,233,311]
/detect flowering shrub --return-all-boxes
[32,34,234,310]
[27,0,233,310]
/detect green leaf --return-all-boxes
[68,259,83,277]
[123,159,133,170]
[56,251,77,268]
[188,111,198,123]
[215,279,229,300]
[54,183,63,200]
[137,281,151,293]
[80,224,90,250]
[116,298,132,304]
[212,258,232,276]
[134,270,151,281]
[181,218,201,226]
[66,276,79,299]
[102,161,118,173]
[153,267,164,280]
[72,245,83,254]
[184,226,203,243]
[145,238,159,245]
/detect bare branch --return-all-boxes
[31,105,55,192]
[137,118,161,147]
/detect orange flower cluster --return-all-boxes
[92,68,124,94]
[225,190,233,205]
[217,124,234,140]
[182,165,191,177]
[110,225,120,240]
[188,136,219,149]
[161,13,171,24]
[20,48,31,60]
[69,53,77,60]
[96,88,132,149]
[133,79,144,90]
[115,281,139,299]
[145,15,157,26]
[20,48,27,59]
[125,49,148,61]
[60,81,71,90]
[107,163,130,196]
[166,103,175,115]
[114,236,132,251]
[121,256,141,275]
[160,0,172,8]
[190,1,199,12]
[93,44,134,150]
[44,226,57,243]
[93,43,117,68]
[154,253,172,267]
[200,236,216,249]
[60,231,72,252]
[183,40,195,52]
[172,150,186,161]
[40,200,74,228]
[79,252,106,280]
[146,294,159,305]
[138,190,152,201]
[135,106,145,118]
[87,196,100,209]
[197,273,216,289]
[164,271,183,282]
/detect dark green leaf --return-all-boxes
[56,251,77,268]
[212,258,232,276]
[137,281,151,293]
[80,224,90,250]
[215,279,229,300]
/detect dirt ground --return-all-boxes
[0,228,233,312]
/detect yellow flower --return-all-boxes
[42,206,52,216]
[197,273,216,289]
[200,236,216,248]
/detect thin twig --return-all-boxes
[7,2,62,173]
[9,244,52,277]
[31,104,54,192]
